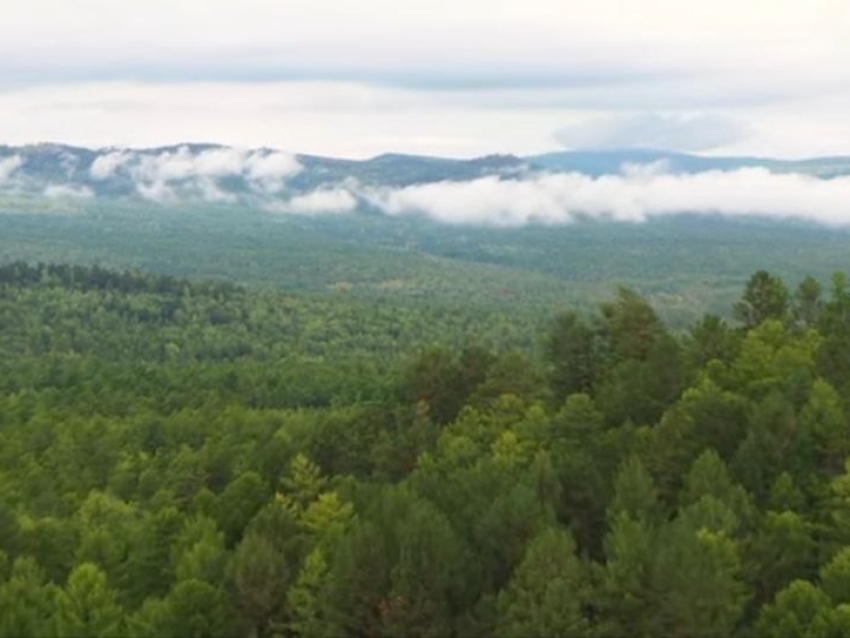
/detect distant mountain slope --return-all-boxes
[0,143,528,202]
[526,149,850,177]
[4,194,850,326]
[2,143,849,210]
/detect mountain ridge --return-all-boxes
[1,142,849,215]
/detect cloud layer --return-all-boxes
[0,1,848,158]
[2,144,849,229]
[89,146,302,202]
[267,188,359,215]
[278,166,850,227]
[0,156,22,184]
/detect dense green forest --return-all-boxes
[5,201,850,326]
[2,261,850,636]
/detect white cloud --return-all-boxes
[43,184,94,199]
[136,180,177,204]
[358,167,850,226]
[133,147,239,182]
[59,151,79,175]
[130,147,300,184]
[0,155,22,184]
[244,152,303,194]
[268,188,359,215]
[90,151,132,179]
[0,1,846,160]
[244,152,302,180]
[194,177,237,204]
[88,145,303,202]
[1,80,849,159]
[1,0,846,98]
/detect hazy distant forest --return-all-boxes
[2,257,850,637]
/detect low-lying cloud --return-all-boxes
[274,166,850,227]
[3,146,850,228]
[90,146,302,202]
[0,155,22,184]
[267,188,359,215]
[43,184,93,199]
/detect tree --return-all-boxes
[597,512,656,637]
[794,276,823,329]
[496,526,589,638]
[214,471,270,546]
[820,547,850,605]
[473,482,555,591]
[747,511,817,606]
[680,449,755,534]
[325,520,392,637]
[768,472,806,513]
[121,505,182,607]
[382,499,467,638]
[734,270,790,329]
[471,351,544,407]
[231,532,291,638]
[649,522,748,637]
[126,596,173,638]
[401,345,466,425]
[687,314,739,368]
[286,548,334,638]
[608,456,662,525]
[0,557,58,638]
[595,332,686,427]
[166,578,233,638]
[545,311,597,402]
[732,393,798,502]
[817,272,850,387]
[823,459,850,549]
[279,454,327,512]
[799,379,849,475]
[300,491,355,537]
[755,580,833,638]
[174,522,227,585]
[599,287,663,362]
[54,563,123,638]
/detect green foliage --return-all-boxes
[496,526,589,638]
[0,262,848,635]
[735,269,791,328]
[0,557,58,638]
[285,548,332,638]
[54,563,124,638]
[545,311,597,402]
[755,580,833,638]
[609,456,661,524]
[231,532,291,637]
[821,547,850,605]
[597,511,656,636]
[649,522,748,637]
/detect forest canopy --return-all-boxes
[1,262,850,637]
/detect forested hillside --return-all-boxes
[2,262,850,636]
[5,202,850,327]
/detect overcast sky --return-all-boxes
[2,0,848,158]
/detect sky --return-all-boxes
[1,0,849,158]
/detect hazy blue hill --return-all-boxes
[527,148,850,176]
[0,144,528,198]
[291,152,525,188]
[4,143,849,204]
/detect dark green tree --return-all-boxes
[496,526,589,638]
[734,270,790,329]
